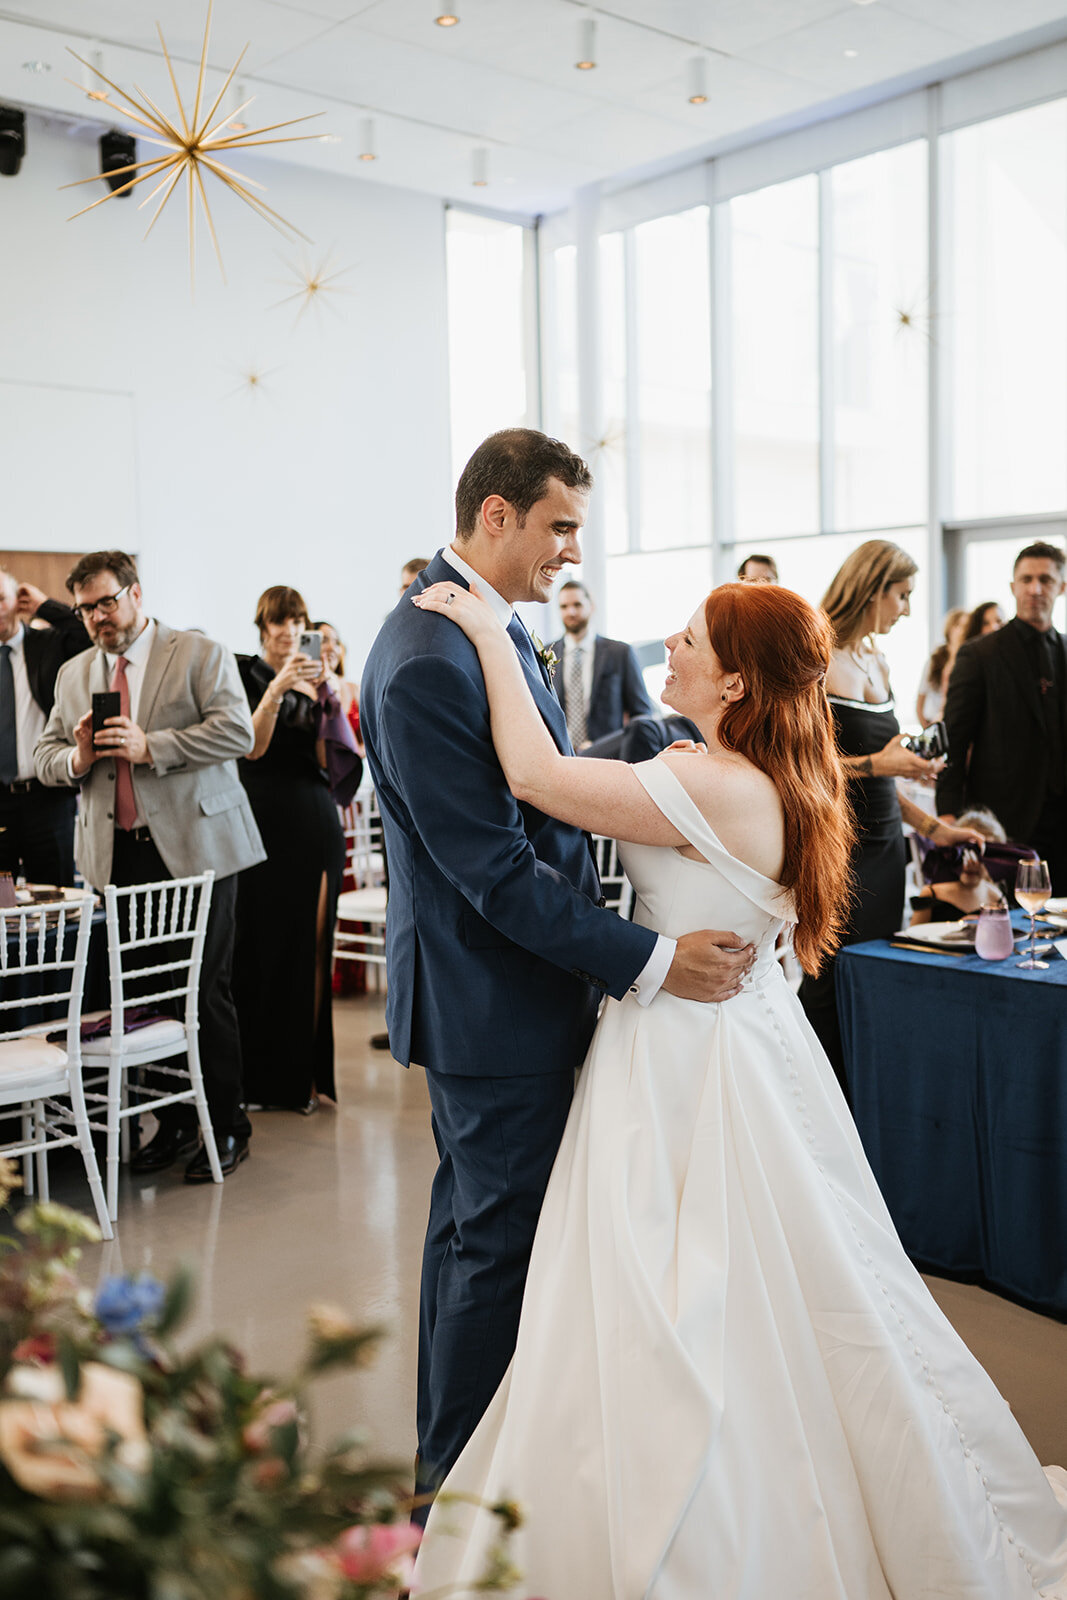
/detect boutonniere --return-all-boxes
[531,633,558,674]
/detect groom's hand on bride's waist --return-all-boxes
[661,931,755,1003]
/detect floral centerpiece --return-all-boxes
[0,1159,522,1599]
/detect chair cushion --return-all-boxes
[336,888,387,920]
[0,1038,68,1075]
[80,1015,188,1057]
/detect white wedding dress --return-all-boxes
[413,759,1067,1600]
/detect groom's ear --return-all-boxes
[479,494,511,538]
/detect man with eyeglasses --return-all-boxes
[35,550,265,1183]
[0,568,90,887]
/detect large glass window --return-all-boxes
[632,207,711,551]
[832,141,928,532]
[946,100,1067,519]
[731,175,820,541]
[599,232,629,555]
[446,210,532,484]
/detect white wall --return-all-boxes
[0,112,453,673]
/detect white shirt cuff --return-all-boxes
[628,934,675,1007]
[66,748,80,782]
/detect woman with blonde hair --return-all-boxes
[916,606,969,726]
[408,574,1067,1600]
[800,541,983,1084]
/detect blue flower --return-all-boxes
[94,1274,166,1338]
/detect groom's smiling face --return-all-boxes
[499,478,588,605]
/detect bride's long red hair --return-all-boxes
[705,583,854,975]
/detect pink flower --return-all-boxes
[242,1394,299,1455]
[332,1522,423,1587]
[11,1333,56,1366]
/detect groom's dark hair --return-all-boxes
[455,429,593,540]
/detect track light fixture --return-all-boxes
[99,128,137,194]
[0,107,26,178]
[687,56,708,105]
[435,9,459,24]
[471,147,488,187]
[359,117,377,161]
[576,18,596,69]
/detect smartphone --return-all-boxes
[92,691,121,740]
[298,630,322,662]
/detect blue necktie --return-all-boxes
[507,616,544,680]
[0,645,17,783]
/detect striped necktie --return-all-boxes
[565,644,587,749]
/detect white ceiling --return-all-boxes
[2,0,1067,214]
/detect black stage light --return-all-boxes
[0,107,26,178]
[100,128,137,195]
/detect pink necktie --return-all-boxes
[110,655,137,831]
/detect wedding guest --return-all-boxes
[549,580,654,749]
[909,808,1008,924]
[233,588,358,1114]
[313,620,363,755]
[798,541,983,1088]
[0,571,89,886]
[938,541,1067,892]
[915,607,969,726]
[35,550,262,1181]
[963,599,1005,641]
[737,553,778,583]
[400,558,430,596]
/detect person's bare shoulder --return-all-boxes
[657,749,781,827]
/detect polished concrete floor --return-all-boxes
[40,993,1067,1473]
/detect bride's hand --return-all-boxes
[413,582,500,642]
[662,739,707,756]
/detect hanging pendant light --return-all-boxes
[575,18,596,70]
[359,117,377,161]
[687,56,708,105]
[471,147,488,187]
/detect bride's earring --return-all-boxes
[721,692,728,703]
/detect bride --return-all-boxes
[410,577,1067,1600]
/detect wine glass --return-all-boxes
[1015,859,1052,969]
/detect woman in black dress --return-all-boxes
[234,587,350,1113]
[799,541,983,1090]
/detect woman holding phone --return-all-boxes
[233,585,348,1113]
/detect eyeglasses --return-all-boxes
[72,586,131,622]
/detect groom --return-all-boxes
[361,429,754,1512]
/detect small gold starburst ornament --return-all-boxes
[63,0,324,285]
[272,252,354,326]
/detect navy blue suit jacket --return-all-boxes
[550,634,655,744]
[360,554,657,1077]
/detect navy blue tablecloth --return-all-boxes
[837,916,1067,1315]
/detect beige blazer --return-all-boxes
[35,620,266,889]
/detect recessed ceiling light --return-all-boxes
[320,133,343,144]
[435,10,459,24]
[575,18,596,69]
[844,48,859,57]
[22,60,51,74]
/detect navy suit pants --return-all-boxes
[416,1066,574,1515]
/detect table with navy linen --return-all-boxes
[836,916,1067,1316]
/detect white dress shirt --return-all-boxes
[1,625,47,782]
[66,619,156,824]
[441,546,674,1005]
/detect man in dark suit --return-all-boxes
[361,428,754,1515]
[0,571,90,885]
[549,580,654,748]
[937,541,1067,891]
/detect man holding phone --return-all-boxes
[0,570,90,886]
[35,551,265,1182]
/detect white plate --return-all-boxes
[1043,898,1067,918]
[901,919,977,948]
[14,885,90,905]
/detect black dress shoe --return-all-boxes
[130,1125,201,1174]
[184,1134,249,1183]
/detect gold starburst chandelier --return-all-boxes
[272,252,354,326]
[63,1,324,283]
